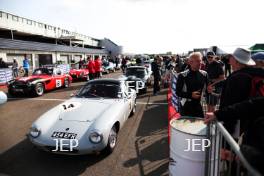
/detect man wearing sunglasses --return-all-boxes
[205,51,225,112]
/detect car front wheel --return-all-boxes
[105,126,117,154]
[34,83,44,96]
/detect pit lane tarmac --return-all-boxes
[0,71,169,176]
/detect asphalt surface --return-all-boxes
[0,71,169,176]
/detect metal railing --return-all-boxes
[169,70,262,176]
[205,121,262,176]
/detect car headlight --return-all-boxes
[29,127,41,138]
[89,131,103,144]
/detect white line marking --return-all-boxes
[7,98,168,105]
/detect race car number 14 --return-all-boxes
[56,79,62,88]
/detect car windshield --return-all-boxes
[126,68,145,79]
[76,83,121,98]
[32,68,53,75]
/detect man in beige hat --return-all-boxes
[229,48,255,71]
[205,48,264,136]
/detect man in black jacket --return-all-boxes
[151,56,161,95]
[176,52,209,118]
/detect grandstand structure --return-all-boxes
[0,11,122,68]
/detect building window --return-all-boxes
[38,23,43,28]
[27,19,32,25]
[0,12,2,18]
[12,16,19,21]
[48,25,53,30]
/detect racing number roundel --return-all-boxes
[56,79,62,88]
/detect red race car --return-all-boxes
[69,64,89,81]
[8,66,72,96]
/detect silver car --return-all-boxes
[28,79,136,155]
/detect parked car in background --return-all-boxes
[102,61,115,74]
[121,66,152,94]
[8,66,72,96]
[143,59,153,75]
[28,79,137,155]
[69,64,89,81]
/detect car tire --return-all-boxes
[34,83,44,96]
[105,126,117,154]
[8,88,15,96]
[64,78,70,88]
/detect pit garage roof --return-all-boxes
[0,38,108,54]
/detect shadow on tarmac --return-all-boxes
[123,95,169,176]
[0,138,108,176]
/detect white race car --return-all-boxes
[28,79,136,155]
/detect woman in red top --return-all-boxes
[94,56,102,79]
[87,57,95,80]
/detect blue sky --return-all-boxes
[0,0,264,54]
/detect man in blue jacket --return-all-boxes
[23,55,30,77]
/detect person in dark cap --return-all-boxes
[205,51,225,112]
[252,52,264,68]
